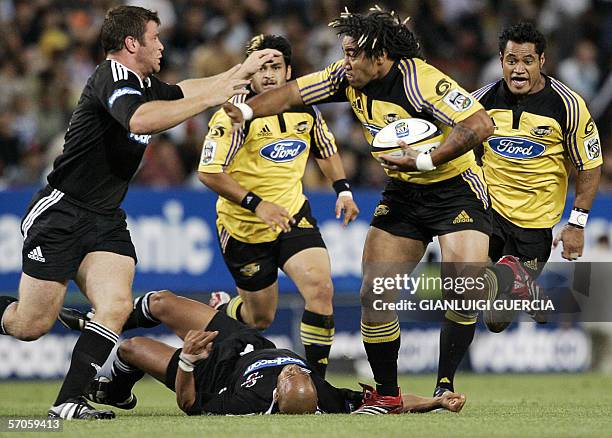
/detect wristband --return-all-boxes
[338,191,353,199]
[568,207,589,229]
[178,353,195,372]
[332,179,351,196]
[241,191,262,212]
[415,152,436,171]
[234,103,253,121]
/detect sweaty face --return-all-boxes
[341,36,380,89]
[501,41,545,95]
[136,20,164,75]
[250,58,290,94]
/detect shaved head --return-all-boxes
[276,365,318,414]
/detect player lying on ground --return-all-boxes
[60,291,465,415]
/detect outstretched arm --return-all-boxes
[223,81,304,126]
[402,391,466,413]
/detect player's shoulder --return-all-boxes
[96,59,146,88]
[472,80,502,101]
[547,75,589,108]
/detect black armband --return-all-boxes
[241,192,262,212]
[332,179,351,196]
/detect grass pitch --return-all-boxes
[1,373,611,437]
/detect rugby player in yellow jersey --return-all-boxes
[197,35,359,378]
[473,22,603,331]
[223,9,541,414]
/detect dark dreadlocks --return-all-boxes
[329,5,422,61]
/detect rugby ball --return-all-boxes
[371,118,443,162]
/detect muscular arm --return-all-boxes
[429,109,493,166]
[249,81,304,116]
[175,367,197,413]
[315,153,347,182]
[198,171,249,205]
[574,166,602,210]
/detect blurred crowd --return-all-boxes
[0,0,611,191]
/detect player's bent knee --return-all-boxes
[12,320,53,341]
[303,279,333,305]
[251,313,274,331]
[117,337,145,361]
[147,290,176,318]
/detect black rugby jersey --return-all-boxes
[47,59,183,213]
[188,348,361,415]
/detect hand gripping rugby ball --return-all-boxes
[371,118,443,162]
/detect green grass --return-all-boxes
[1,373,611,437]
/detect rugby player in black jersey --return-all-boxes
[0,5,281,419]
[62,291,466,415]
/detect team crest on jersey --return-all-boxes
[241,372,263,388]
[259,140,307,163]
[488,136,546,159]
[209,125,226,139]
[200,140,217,165]
[295,121,310,134]
[128,132,152,145]
[240,263,260,277]
[374,204,389,216]
[443,89,473,112]
[584,137,601,160]
[384,113,400,124]
[530,126,552,137]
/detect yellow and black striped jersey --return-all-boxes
[295,58,485,185]
[198,94,337,243]
[474,75,603,228]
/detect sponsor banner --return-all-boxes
[0,319,589,379]
[1,188,612,293]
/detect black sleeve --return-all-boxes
[150,75,184,101]
[312,377,362,413]
[95,62,148,131]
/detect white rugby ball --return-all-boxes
[371,118,443,162]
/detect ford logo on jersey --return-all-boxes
[488,136,546,159]
[260,140,307,162]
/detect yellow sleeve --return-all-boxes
[197,109,244,174]
[399,58,483,126]
[311,106,338,159]
[569,95,603,171]
[296,60,348,105]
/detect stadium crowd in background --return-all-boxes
[0,0,610,191]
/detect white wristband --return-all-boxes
[568,209,589,228]
[338,191,353,199]
[178,353,195,372]
[415,152,436,172]
[234,103,253,121]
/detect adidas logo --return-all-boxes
[27,246,46,262]
[257,124,273,137]
[297,217,313,228]
[452,210,473,224]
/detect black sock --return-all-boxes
[109,352,144,400]
[436,318,476,392]
[54,321,118,405]
[0,296,18,335]
[300,310,334,378]
[361,318,400,396]
[122,292,160,331]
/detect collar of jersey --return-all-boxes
[105,58,152,89]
